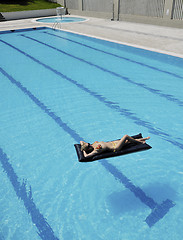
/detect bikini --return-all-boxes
[94,141,116,152]
[112,141,117,152]
[93,141,102,150]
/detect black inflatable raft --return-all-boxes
[74,133,152,162]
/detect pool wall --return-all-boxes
[2,9,58,21]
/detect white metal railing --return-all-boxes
[52,7,65,29]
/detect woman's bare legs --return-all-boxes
[115,135,150,151]
[137,136,150,143]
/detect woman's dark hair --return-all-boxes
[85,143,94,154]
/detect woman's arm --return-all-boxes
[83,149,98,158]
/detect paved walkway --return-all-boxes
[0,15,183,58]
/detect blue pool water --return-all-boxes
[36,17,86,23]
[0,27,183,240]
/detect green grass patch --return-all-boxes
[0,0,61,12]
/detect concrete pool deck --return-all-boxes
[0,15,183,58]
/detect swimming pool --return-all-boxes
[36,17,86,23]
[0,27,183,240]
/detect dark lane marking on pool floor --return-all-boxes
[0,147,59,240]
[0,66,175,228]
[102,161,175,227]
[21,34,183,108]
[1,39,183,149]
[43,31,183,80]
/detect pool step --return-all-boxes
[0,13,6,22]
